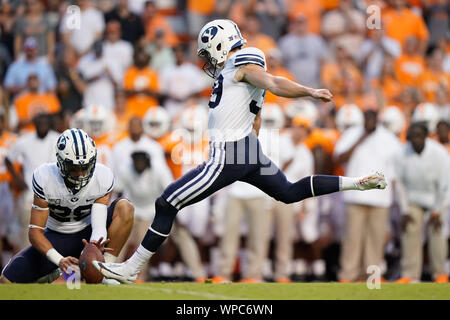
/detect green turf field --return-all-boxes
[0,282,449,300]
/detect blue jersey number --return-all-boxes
[49,204,93,222]
[208,74,224,109]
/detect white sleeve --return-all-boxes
[233,47,267,71]
[31,166,47,201]
[6,137,24,164]
[89,203,107,242]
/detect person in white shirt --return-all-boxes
[77,40,116,110]
[394,122,449,283]
[111,117,172,182]
[102,20,133,87]
[5,113,59,249]
[159,44,210,117]
[334,110,401,282]
[60,0,105,55]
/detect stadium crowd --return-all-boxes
[0,0,449,284]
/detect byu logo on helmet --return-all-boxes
[201,26,218,43]
[57,135,66,151]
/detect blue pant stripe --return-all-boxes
[165,142,217,204]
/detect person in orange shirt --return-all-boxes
[13,74,61,133]
[395,36,425,86]
[371,55,404,106]
[382,0,429,54]
[286,0,323,34]
[241,14,277,57]
[418,47,450,102]
[123,49,160,119]
[143,0,179,47]
[321,46,363,109]
[265,48,296,109]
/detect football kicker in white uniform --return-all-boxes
[93,19,387,283]
[0,129,134,284]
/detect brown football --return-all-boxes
[79,243,104,284]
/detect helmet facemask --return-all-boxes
[57,153,97,192]
[198,47,221,79]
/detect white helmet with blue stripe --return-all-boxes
[197,19,246,78]
[56,128,97,192]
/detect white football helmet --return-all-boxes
[380,106,406,135]
[179,105,208,143]
[84,104,116,139]
[56,128,97,191]
[335,104,364,132]
[197,19,246,78]
[412,102,440,134]
[69,109,86,130]
[143,107,171,139]
[285,99,318,125]
[261,103,285,130]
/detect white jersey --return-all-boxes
[32,162,114,234]
[208,47,267,142]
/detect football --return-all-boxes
[79,243,104,284]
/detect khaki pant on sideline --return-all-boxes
[401,204,448,280]
[338,204,389,281]
[219,196,271,280]
[269,201,295,280]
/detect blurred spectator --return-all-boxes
[111,116,171,183]
[264,48,295,108]
[418,46,450,103]
[285,0,323,35]
[115,150,172,280]
[60,0,105,55]
[435,87,450,121]
[143,0,178,47]
[358,27,401,83]
[423,0,450,47]
[83,103,116,168]
[394,122,449,283]
[13,0,55,63]
[114,89,134,137]
[394,36,425,87]
[187,0,216,39]
[77,40,115,109]
[321,46,363,108]
[54,46,84,115]
[145,29,176,72]
[278,14,329,88]
[123,48,160,118]
[0,2,17,58]
[0,108,17,261]
[105,0,146,45]
[5,113,58,249]
[434,120,449,152]
[438,37,450,73]
[253,0,286,41]
[4,37,56,97]
[10,74,61,133]
[160,44,208,116]
[0,36,12,82]
[334,110,400,282]
[382,0,429,54]
[241,13,277,57]
[102,20,133,86]
[321,0,366,61]
[371,56,403,107]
